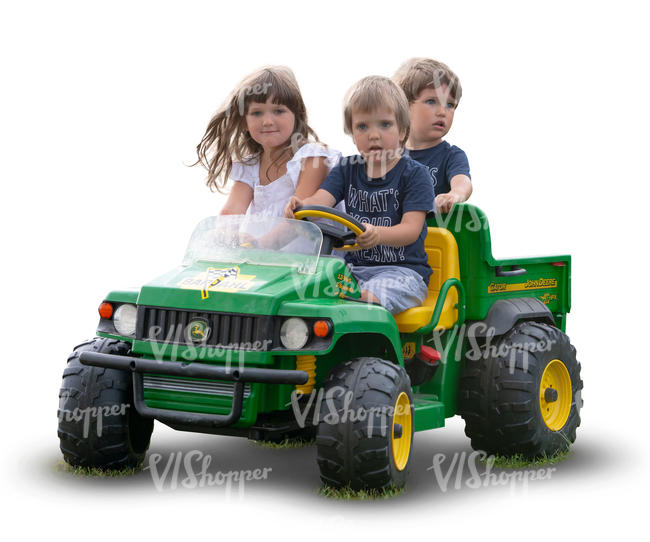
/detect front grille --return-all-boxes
[135,306,273,349]
[143,375,251,398]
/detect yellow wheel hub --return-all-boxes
[539,359,572,431]
[392,392,412,471]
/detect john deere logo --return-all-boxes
[187,318,210,343]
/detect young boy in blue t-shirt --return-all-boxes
[393,58,472,213]
[285,75,434,314]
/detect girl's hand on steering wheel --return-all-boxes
[284,196,302,219]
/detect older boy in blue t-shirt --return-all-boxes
[285,75,434,314]
[393,58,472,213]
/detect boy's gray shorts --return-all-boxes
[349,264,429,315]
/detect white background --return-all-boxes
[2,0,648,539]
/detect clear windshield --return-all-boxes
[182,215,323,274]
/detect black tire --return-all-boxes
[316,357,414,490]
[58,338,154,469]
[459,321,583,457]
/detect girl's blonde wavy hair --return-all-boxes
[194,66,320,192]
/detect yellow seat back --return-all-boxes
[394,227,460,333]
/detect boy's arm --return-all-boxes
[435,174,472,213]
[356,211,426,249]
[356,162,433,248]
[284,189,336,218]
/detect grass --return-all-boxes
[318,484,406,500]
[481,449,572,469]
[57,461,142,477]
[252,437,315,449]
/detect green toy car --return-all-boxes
[57,204,582,490]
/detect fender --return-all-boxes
[278,299,403,362]
[467,298,555,337]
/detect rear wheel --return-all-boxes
[459,321,582,457]
[58,338,154,469]
[316,357,413,490]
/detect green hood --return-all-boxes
[136,260,321,315]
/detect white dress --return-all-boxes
[230,143,342,217]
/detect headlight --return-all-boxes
[113,304,138,336]
[280,318,309,350]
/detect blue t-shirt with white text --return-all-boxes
[320,155,434,284]
[405,141,471,196]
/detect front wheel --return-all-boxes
[57,338,154,469]
[459,321,583,458]
[316,357,414,490]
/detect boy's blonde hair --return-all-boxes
[393,57,462,105]
[195,66,319,192]
[343,76,410,146]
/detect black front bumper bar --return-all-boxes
[79,351,309,429]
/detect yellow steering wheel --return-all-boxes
[293,205,366,252]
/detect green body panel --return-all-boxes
[130,339,272,364]
[136,258,353,315]
[104,289,139,304]
[428,204,571,331]
[278,300,404,362]
[96,205,571,433]
[413,396,446,431]
[142,381,259,427]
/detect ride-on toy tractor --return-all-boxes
[58,204,582,490]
